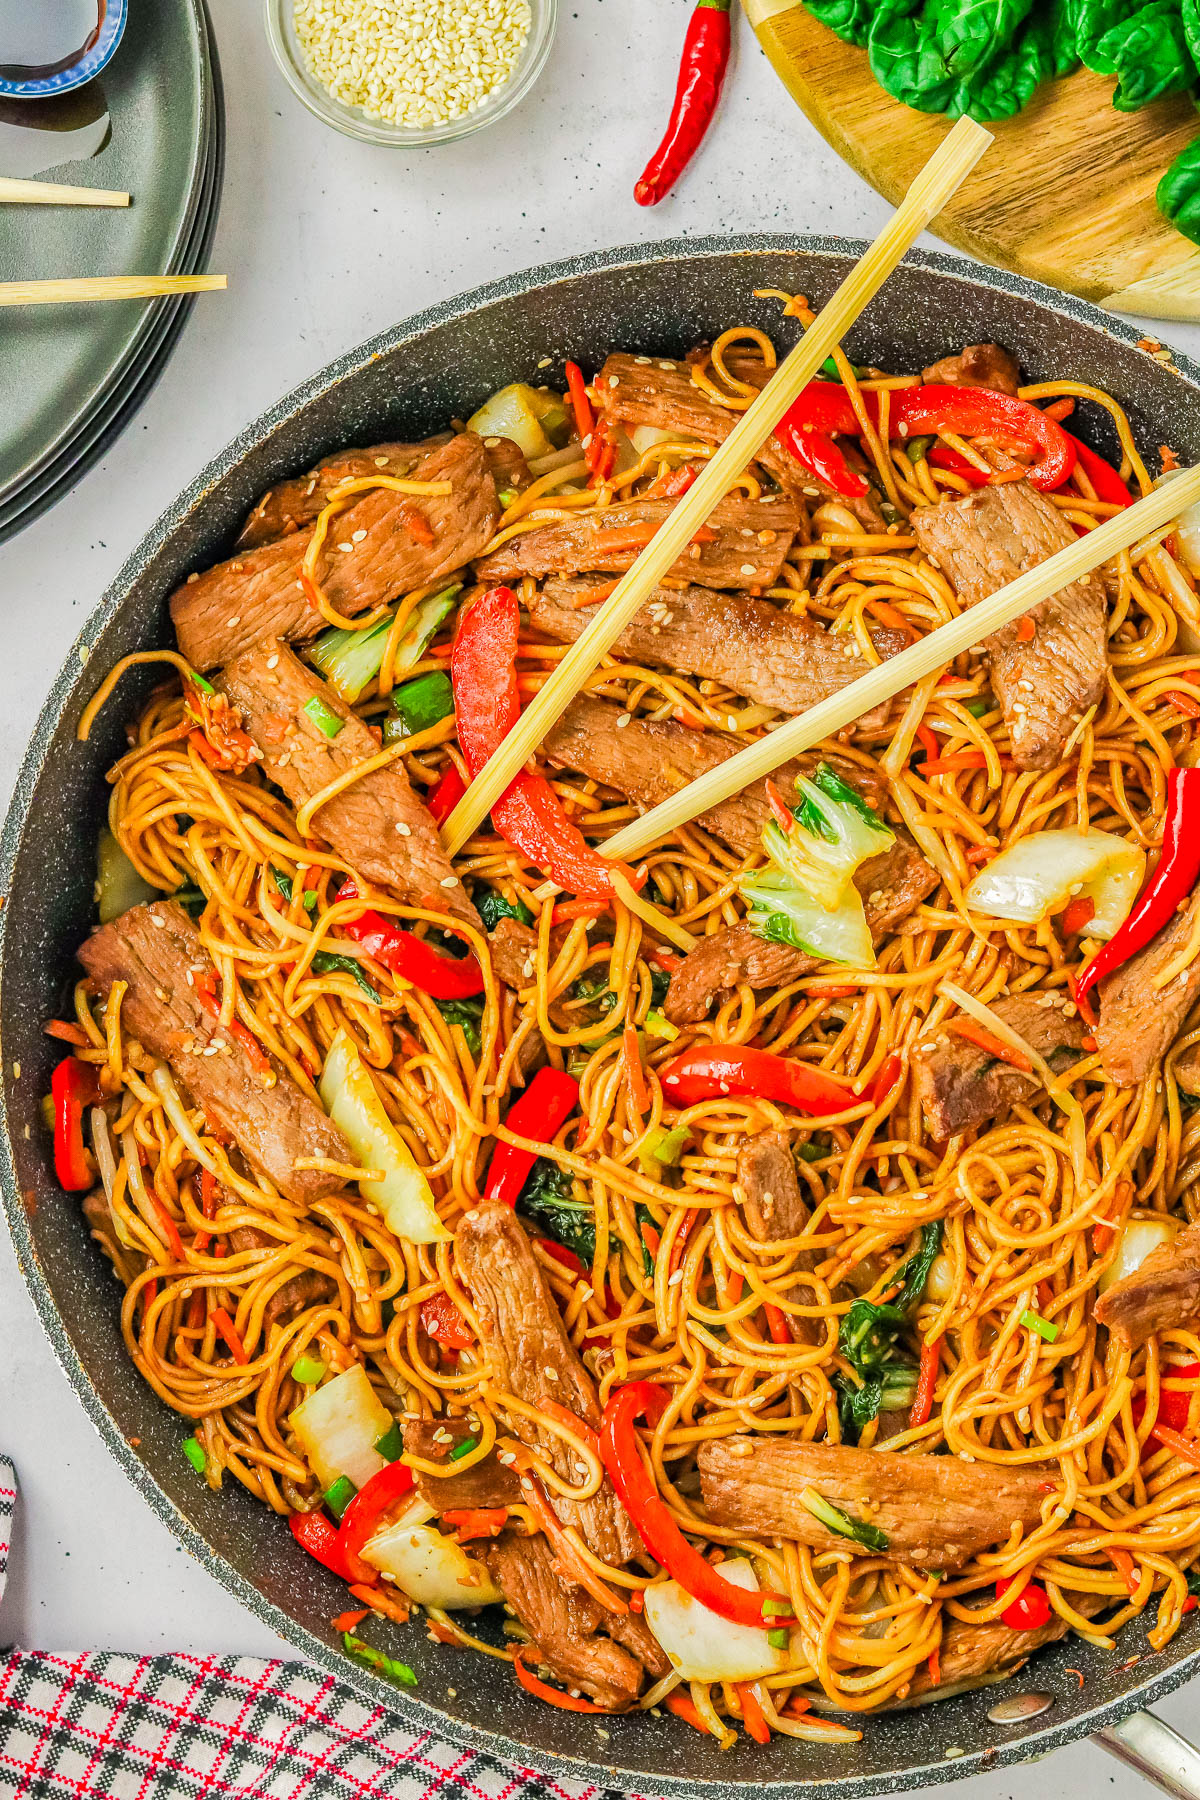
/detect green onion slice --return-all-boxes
[303,695,345,739]
[1020,1308,1059,1343]
[291,1353,326,1385]
[182,1436,206,1475]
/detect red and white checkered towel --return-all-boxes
[0,1457,637,1800]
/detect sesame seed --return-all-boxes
[484,436,502,448]
[440,875,459,887]
[374,455,390,467]
[266,654,279,669]
[395,821,411,836]
[616,712,631,728]
[337,541,353,553]
[351,528,367,543]
[740,563,756,575]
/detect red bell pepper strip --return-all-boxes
[485,1066,580,1206]
[909,1337,942,1429]
[289,1510,355,1582]
[659,1043,855,1117]
[1133,1361,1200,1436]
[420,1289,474,1350]
[634,0,731,207]
[599,1382,794,1627]
[1063,432,1133,507]
[338,1459,417,1585]
[52,1055,98,1191]
[777,382,1075,495]
[926,446,988,488]
[427,764,466,827]
[336,878,484,1000]
[1074,768,1200,1023]
[996,1574,1052,1631]
[451,586,641,901]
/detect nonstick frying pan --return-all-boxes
[4,236,1200,1799]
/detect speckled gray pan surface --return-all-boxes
[4,237,1200,1799]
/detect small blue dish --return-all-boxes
[0,0,128,100]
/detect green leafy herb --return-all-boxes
[272,867,318,910]
[649,966,672,1008]
[436,997,483,1055]
[1159,137,1200,246]
[1187,1566,1200,1597]
[868,6,959,114]
[475,888,533,931]
[800,1485,890,1551]
[303,695,345,740]
[342,1631,418,1689]
[1075,0,1140,66]
[838,1223,942,1378]
[937,0,1033,76]
[835,1365,918,1441]
[518,1158,597,1264]
[1097,0,1194,108]
[386,669,455,740]
[804,0,873,45]
[797,1139,827,1163]
[182,1436,206,1475]
[571,972,619,1017]
[324,1475,357,1520]
[311,951,382,1004]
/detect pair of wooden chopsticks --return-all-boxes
[442,114,1200,869]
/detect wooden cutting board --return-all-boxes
[743,0,1200,321]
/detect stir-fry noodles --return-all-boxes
[49,301,1200,1744]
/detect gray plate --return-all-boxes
[0,15,224,541]
[0,0,211,511]
[4,238,1200,1800]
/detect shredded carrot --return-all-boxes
[629,1588,645,1613]
[725,1270,744,1305]
[514,1650,607,1711]
[148,1188,185,1261]
[401,508,435,548]
[764,776,795,833]
[332,1608,370,1632]
[442,1507,509,1541]
[809,983,859,998]
[1092,1180,1133,1255]
[965,844,996,866]
[540,1397,601,1457]
[738,1683,771,1744]
[351,1581,411,1624]
[668,1208,699,1279]
[783,1696,812,1718]
[211,1306,249,1365]
[1170,689,1200,720]
[1149,1422,1200,1471]
[1042,398,1075,422]
[646,945,683,973]
[666,1691,710,1735]
[1081,1033,1098,1052]
[764,1303,792,1347]
[550,898,605,925]
[926,1646,942,1687]
[1108,1547,1139,1595]
[947,1016,1032,1071]
[915,723,939,764]
[564,361,595,441]
[43,1019,89,1046]
[623,1022,650,1117]
[519,1467,627,1613]
[1065,1666,1086,1687]
[865,597,918,640]
[1016,615,1037,643]
[672,705,707,730]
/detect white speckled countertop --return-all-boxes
[1,0,1198,1789]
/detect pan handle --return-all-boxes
[1095,1710,1200,1798]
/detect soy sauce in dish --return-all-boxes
[0,0,102,81]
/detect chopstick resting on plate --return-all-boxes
[0,177,130,207]
[440,115,994,857]
[0,274,227,306]
[599,467,1200,862]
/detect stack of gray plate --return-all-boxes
[0,0,223,541]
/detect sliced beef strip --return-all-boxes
[921,344,1021,395]
[912,992,1086,1140]
[1096,888,1200,1086]
[77,901,350,1206]
[402,1416,521,1511]
[736,1130,809,1242]
[911,480,1110,770]
[455,1204,639,1565]
[228,1224,336,1323]
[530,579,905,727]
[172,434,500,672]
[698,1437,1053,1570]
[1093,1219,1200,1349]
[592,351,886,530]
[1178,1043,1200,1097]
[475,492,799,592]
[235,434,528,551]
[664,836,939,1025]
[217,638,477,927]
[543,695,852,860]
[477,1532,644,1710]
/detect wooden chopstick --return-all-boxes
[0,274,227,306]
[0,177,130,207]
[441,116,993,858]
[599,465,1200,864]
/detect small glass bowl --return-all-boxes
[264,0,557,146]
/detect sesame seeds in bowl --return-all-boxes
[265,0,556,145]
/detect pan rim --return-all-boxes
[4,231,1200,1797]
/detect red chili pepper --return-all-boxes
[1074,768,1200,1024]
[485,1066,580,1207]
[419,1289,474,1350]
[51,1056,98,1191]
[659,1043,855,1117]
[427,764,466,827]
[338,1460,416,1585]
[634,0,731,206]
[451,587,641,901]
[599,1383,794,1627]
[909,1336,942,1430]
[289,1510,355,1582]
[777,383,1076,496]
[336,878,484,1000]
[1063,433,1133,507]
[996,1574,1052,1632]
